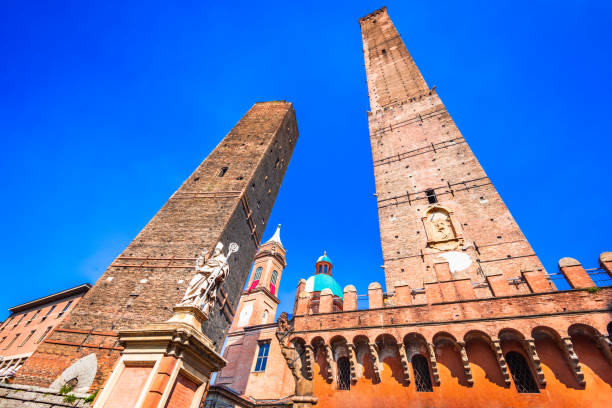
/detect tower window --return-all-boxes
[271,270,278,285]
[412,355,433,392]
[254,341,271,372]
[218,167,228,177]
[337,357,351,390]
[381,49,386,55]
[323,265,328,274]
[505,351,539,393]
[319,265,322,274]
[254,267,262,280]
[425,189,437,204]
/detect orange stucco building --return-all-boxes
[206,7,612,408]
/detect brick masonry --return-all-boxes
[361,7,546,294]
[11,101,299,392]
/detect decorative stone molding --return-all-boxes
[397,343,411,384]
[491,340,511,386]
[560,337,585,385]
[303,345,315,381]
[456,341,473,386]
[422,206,464,251]
[347,344,358,384]
[522,339,546,387]
[427,343,441,385]
[596,335,612,364]
[324,345,334,383]
[368,343,381,381]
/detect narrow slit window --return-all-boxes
[254,341,271,372]
[425,189,438,204]
[218,167,228,177]
[41,305,56,321]
[57,300,73,319]
[505,351,539,393]
[19,330,35,347]
[36,327,52,344]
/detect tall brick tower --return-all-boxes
[361,7,547,296]
[12,101,298,392]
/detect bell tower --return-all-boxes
[232,225,286,329]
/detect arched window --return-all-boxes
[337,357,351,390]
[505,351,539,393]
[254,267,262,280]
[318,265,322,274]
[271,270,278,285]
[324,265,328,274]
[261,310,268,323]
[412,355,433,392]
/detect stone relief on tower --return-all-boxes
[179,241,239,318]
[423,206,464,251]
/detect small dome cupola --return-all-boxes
[315,250,333,276]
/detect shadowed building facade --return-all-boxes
[0,101,299,407]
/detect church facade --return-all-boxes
[206,7,612,408]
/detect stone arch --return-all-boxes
[568,323,612,386]
[464,330,506,387]
[330,335,349,360]
[374,334,404,385]
[532,326,583,389]
[433,331,470,387]
[498,328,544,391]
[403,332,428,359]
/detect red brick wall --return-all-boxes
[13,102,298,391]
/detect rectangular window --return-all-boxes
[41,305,56,321]
[0,317,12,331]
[19,330,35,347]
[254,341,271,372]
[36,327,52,344]
[57,301,73,319]
[13,313,26,328]
[0,337,6,345]
[425,189,438,204]
[25,310,40,326]
[5,334,20,349]
[218,167,228,177]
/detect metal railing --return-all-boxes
[586,268,612,287]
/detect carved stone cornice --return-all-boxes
[560,337,585,385]
[397,343,410,384]
[522,339,546,387]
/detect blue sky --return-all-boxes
[1,1,611,320]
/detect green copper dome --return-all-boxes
[305,274,343,298]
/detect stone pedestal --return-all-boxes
[93,306,225,408]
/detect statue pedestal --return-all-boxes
[93,306,225,408]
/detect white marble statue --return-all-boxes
[179,241,239,315]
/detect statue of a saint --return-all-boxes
[179,242,239,315]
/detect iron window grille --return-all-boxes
[337,357,351,390]
[505,351,539,393]
[412,354,433,392]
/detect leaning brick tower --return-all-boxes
[360,7,547,297]
[12,101,298,392]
